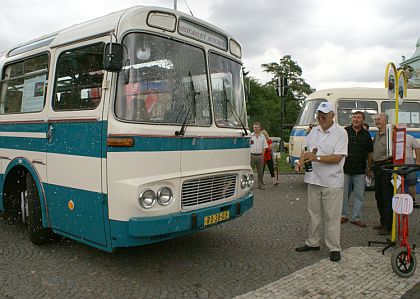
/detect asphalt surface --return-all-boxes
[1,173,420,298]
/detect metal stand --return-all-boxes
[368,238,396,255]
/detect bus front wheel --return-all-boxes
[26,174,52,245]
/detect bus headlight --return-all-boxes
[240,175,248,189]
[157,187,173,206]
[247,174,254,188]
[139,189,156,209]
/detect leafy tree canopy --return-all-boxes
[245,56,314,142]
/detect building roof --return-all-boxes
[401,38,420,66]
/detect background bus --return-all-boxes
[288,87,420,190]
[0,6,253,252]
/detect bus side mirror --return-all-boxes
[103,43,123,72]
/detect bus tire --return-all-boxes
[26,174,52,245]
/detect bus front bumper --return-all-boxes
[128,192,253,238]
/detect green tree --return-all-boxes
[245,56,314,141]
[245,76,279,135]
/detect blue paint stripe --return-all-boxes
[182,137,250,151]
[107,136,250,152]
[290,128,306,137]
[0,121,104,158]
[0,121,249,155]
[48,122,104,158]
[408,131,420,138]
[0,122,47,133]
[1,136,46,152]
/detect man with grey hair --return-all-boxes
[372,113,394,235]
[295,102,348,262]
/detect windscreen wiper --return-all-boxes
[188,70,199,119]
[222,80,248,136]
[175,71,199,136]
[175,107,190,136]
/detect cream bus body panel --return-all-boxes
[0,6,253,251]
[107,117,251,221]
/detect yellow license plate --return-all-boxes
[204,211,230,227]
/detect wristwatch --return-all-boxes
[316,155,321,161]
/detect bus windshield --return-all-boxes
[115,33,211,126]
[209,53,246,128]
[296,99,326,126]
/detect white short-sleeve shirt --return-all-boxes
[304,123,348,187]
[250,133,268,154]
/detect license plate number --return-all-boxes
[204,211,230,227]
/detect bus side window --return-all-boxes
[0,55,48,114]
[53,43,104,111]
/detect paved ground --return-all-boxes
[236,247,420,298]
[1,173,420,298]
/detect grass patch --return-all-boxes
[268,153,295,174]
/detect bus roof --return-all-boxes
[2,6,238,60]
[306,87,420,101]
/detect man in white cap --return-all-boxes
[295,101,348,262]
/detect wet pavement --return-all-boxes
[0,173,419,298]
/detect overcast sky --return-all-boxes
[1,0,419,90]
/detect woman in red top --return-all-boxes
[261,130,278,186]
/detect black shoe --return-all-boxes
[295,245,320,252]
[330,251,341,262]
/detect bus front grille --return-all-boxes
[181,174,237,208]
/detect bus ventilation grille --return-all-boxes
[150,233,171,241]
[181,174,237,208]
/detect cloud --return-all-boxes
[205,0,420,89]
[1,0,419,91]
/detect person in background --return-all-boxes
[250,122,268,190]
[294,102,348,262]
[341,111,373,228]
[372,113,394,235]
[261,130,278,186]
[403,133,420,208]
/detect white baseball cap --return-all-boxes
[317,102,333,113]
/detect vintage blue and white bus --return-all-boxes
[288,87,420,168]
[0,6,253,252]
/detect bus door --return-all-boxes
[46,40,108,246]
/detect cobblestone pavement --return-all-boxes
[236,247,420,298]
[0,173,420,298]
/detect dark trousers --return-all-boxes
[263,159,275,178]
[374,163,394,230]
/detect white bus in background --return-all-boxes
[288,88,420,190]
[0,6,253,252]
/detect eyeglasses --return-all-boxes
[316,114,329,120]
